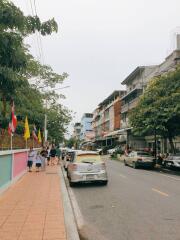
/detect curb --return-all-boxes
[59,166,80,240]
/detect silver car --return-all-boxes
[163,153,180,168]
[124,151,155,169]
[67,151,108,187]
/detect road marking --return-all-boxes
[119,174,127,179]
[159,173,180,181]
[152,188,169,197]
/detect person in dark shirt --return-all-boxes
[50,145,56,165]
[40,147,48,170]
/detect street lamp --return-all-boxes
[44,86,70,143]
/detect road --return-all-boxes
[66,158,180,240]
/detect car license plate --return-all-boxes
[86,175,95,180]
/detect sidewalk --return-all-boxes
[0,165,67,240]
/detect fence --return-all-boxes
[0,149,32,194]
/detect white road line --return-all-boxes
[152,188,169,197]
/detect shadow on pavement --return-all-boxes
[153,166,180,177]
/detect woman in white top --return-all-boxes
[27,147,36,172]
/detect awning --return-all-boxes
[104,128,132,137]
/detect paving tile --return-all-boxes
[0,165,67,240]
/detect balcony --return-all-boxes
[121,98,139,113]
[120,120,130,129]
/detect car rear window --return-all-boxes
[76,154,102,163]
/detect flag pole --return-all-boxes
[11,134,13,150]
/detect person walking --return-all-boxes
[56,146,61,165]
[40,146,48,171]
[47,147,50,166]
[50,145,56,165]
[35,151,42,172]
[27,147,36,172]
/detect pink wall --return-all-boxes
[13,152,28,178]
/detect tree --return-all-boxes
[0,1,72,148]
[0,0,58,118]
[65,137,77,149]
[129,67,180,153]
[47,104,72,144]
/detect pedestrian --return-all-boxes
[40,146,48,171]
[50,145,56,165]
[35,151,42,172]
[56,146,61,165]
[47,147,50,166]
[27,146,36,172]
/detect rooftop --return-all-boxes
[99,90,126,107]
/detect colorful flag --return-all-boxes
[24,116,30,140]
[38,129,42,143]
[8,101,17,136]
[32,124,38,141]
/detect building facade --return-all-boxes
[73,122,81,140]
[80,113,94,141]
[92,91,126,147]
[119,34,180,152]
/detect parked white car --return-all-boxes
[67,151,108,187]
[107,148,117,154]
[124,151,155,169]
[163,153,180,168]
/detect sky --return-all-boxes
[12,0,180,132]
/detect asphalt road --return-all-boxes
[68,158,180,240]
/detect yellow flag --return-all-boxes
[24,116,30,140]
[38,129,42,143]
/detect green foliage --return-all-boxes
[129,67,180,152]
[0,0,71,145]
[0,0,59,118]
[65,137,76,149]
[47,104,72,144]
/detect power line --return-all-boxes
[32,0,45,64]
[29,0,44,64]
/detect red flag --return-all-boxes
[8,101,17,135]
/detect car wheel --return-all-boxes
[102,180,108,185]
[69,180,75,187]
[151,164,155,170]
[124,160,127,166]
[133,162,137,169]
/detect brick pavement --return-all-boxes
[0,166,67,240]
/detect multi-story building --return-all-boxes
[120,34,180,152]
[73,122,81,140]
[92,90,126,147]
[80,113,94,141]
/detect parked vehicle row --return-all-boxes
[123,151,180,170]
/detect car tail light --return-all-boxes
[101,163,106,170]
[71,164,78,171]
